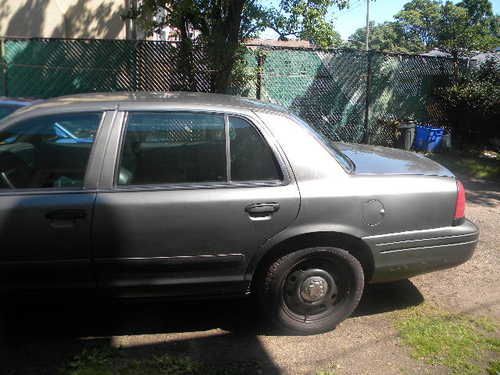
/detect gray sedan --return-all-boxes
[0,92,478,334]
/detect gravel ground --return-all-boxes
[411,178,500,320]
[1,178,498,375]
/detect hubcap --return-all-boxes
[281,258,351,323]
[300,276,328,302]
[284,268,338,318]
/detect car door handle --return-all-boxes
[45,209,87,221]
[245,202,280,215]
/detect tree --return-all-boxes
[437,1,498,60]
[348,21,417,53]
[125,0,267,92]
[457,0,495,27]
[393,0,499,57]
[266,0,347,47]
[125,0,347,92]
[348,0,500,55]
[435,58,500,143]
[394,0,442,52]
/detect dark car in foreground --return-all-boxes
[0,92,478,334]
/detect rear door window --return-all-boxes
[116,112,284,187]
[118,112,226,185]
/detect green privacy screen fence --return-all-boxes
[0,37,456,145]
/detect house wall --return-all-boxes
[0,0,131,39]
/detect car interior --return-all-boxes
[117,114,282,185]
[0,114,99,189]
[0,112,283,189]
[117,113,227,185]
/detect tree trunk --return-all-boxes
[208,0,246,93]
[176,16,196,91]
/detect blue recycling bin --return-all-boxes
[426,127,445,151]
[414,125,444,152]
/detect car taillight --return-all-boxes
[454,180,466,225]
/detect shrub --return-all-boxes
[435,58,500,146]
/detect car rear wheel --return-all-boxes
[258,247,364,335]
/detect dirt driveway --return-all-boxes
[1,178,498,375]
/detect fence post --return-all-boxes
[256,50,266,100]
[0,38,7,97]
[363,50,373,144]
[132,41,139,91]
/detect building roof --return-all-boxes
[244,38,314,49]
[420,48,452,58]
[471,51,499,64]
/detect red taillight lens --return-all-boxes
[454,180,466,222]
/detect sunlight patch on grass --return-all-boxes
[429,152,500,181]
[395,305,500,375]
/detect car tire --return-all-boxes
[258,247,364,335]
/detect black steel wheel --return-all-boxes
[258,247,364,335]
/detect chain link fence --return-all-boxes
[0,37,458,145]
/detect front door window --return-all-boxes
[0,112,102,189]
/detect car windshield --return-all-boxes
[291,115,355,173]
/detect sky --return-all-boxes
[260,0,500,41]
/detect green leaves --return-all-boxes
[436,59,499,115]
[437,1,498,58]
[348,0,499,56]
[435,58,500,141]
[395,0,441,50]
[265,0,346,48]
[123,0,349,92]
[348,22,416,53]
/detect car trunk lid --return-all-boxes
[334,142,454,177]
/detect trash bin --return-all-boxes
[442,132,452,150]
[398,123,416,150]
[414,125,445,152]
[414,125,430,151]
[427,127,445,151]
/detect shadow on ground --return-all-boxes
[0,280,423,375]
[463,178,500,207]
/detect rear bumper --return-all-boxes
[364,219,479,283]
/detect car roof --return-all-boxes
[0,98,34,106]
[11,92,290,117]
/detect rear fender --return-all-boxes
[246,224,373,285]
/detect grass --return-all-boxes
[395,304,500,375]
[59,305,499,375]
[315,363,338,375]
[488,360,500,375]
[59,347,252,375]
[428,150,500,181]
